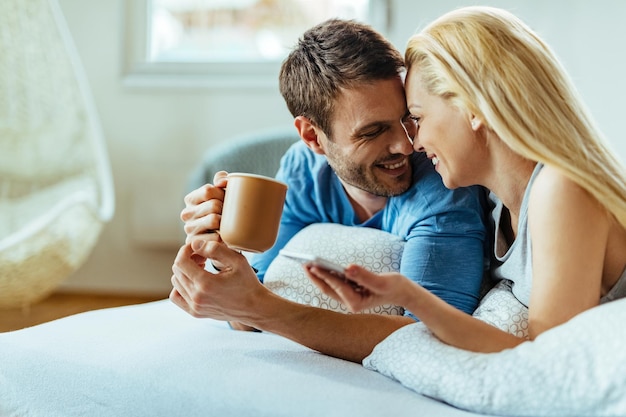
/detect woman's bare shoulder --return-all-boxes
[529,165,600,213]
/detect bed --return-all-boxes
[0,298,484,417]
[1,223,625,417]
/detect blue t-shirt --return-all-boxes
[251,141,489,317]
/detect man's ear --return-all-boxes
[294,116,326,155]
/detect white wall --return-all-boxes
[57,0,626,295]
[57,0,293,295]
[385,0,626,159]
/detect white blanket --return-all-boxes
[0,300,486,417]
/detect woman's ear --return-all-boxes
[294,116,326,155]
[470,116,482,131]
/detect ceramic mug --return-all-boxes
[219,173,288,253]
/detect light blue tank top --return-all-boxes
[490,163,626,306]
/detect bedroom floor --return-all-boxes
[0,291,167,332]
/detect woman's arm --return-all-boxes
[307,166,612,353]
[307,265,525,352]
[526,165,606,337]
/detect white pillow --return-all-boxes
[364,288,626,416]
[264,223,405,315]
[473,279,529,339]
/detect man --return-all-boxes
[171,19,488,363]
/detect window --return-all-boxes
[123,0,389,89]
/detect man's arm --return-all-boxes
[171,241,414,363]
[394,182,488,317]
[252,291,414,362]
[400,232,485,316]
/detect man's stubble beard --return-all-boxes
[325,151,412,197]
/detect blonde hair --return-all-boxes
[406,6,626,227]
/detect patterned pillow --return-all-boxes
[473,279,529,339]
[364,285,626,416]
[264,223,405,315]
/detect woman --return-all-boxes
[306,6,626,353]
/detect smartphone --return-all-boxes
[278,250,367,293]
[278,249,346,276]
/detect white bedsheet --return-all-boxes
[0,300,487,417]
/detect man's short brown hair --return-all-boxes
[279,19,405,137]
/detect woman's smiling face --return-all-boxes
[405,68,486,189]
